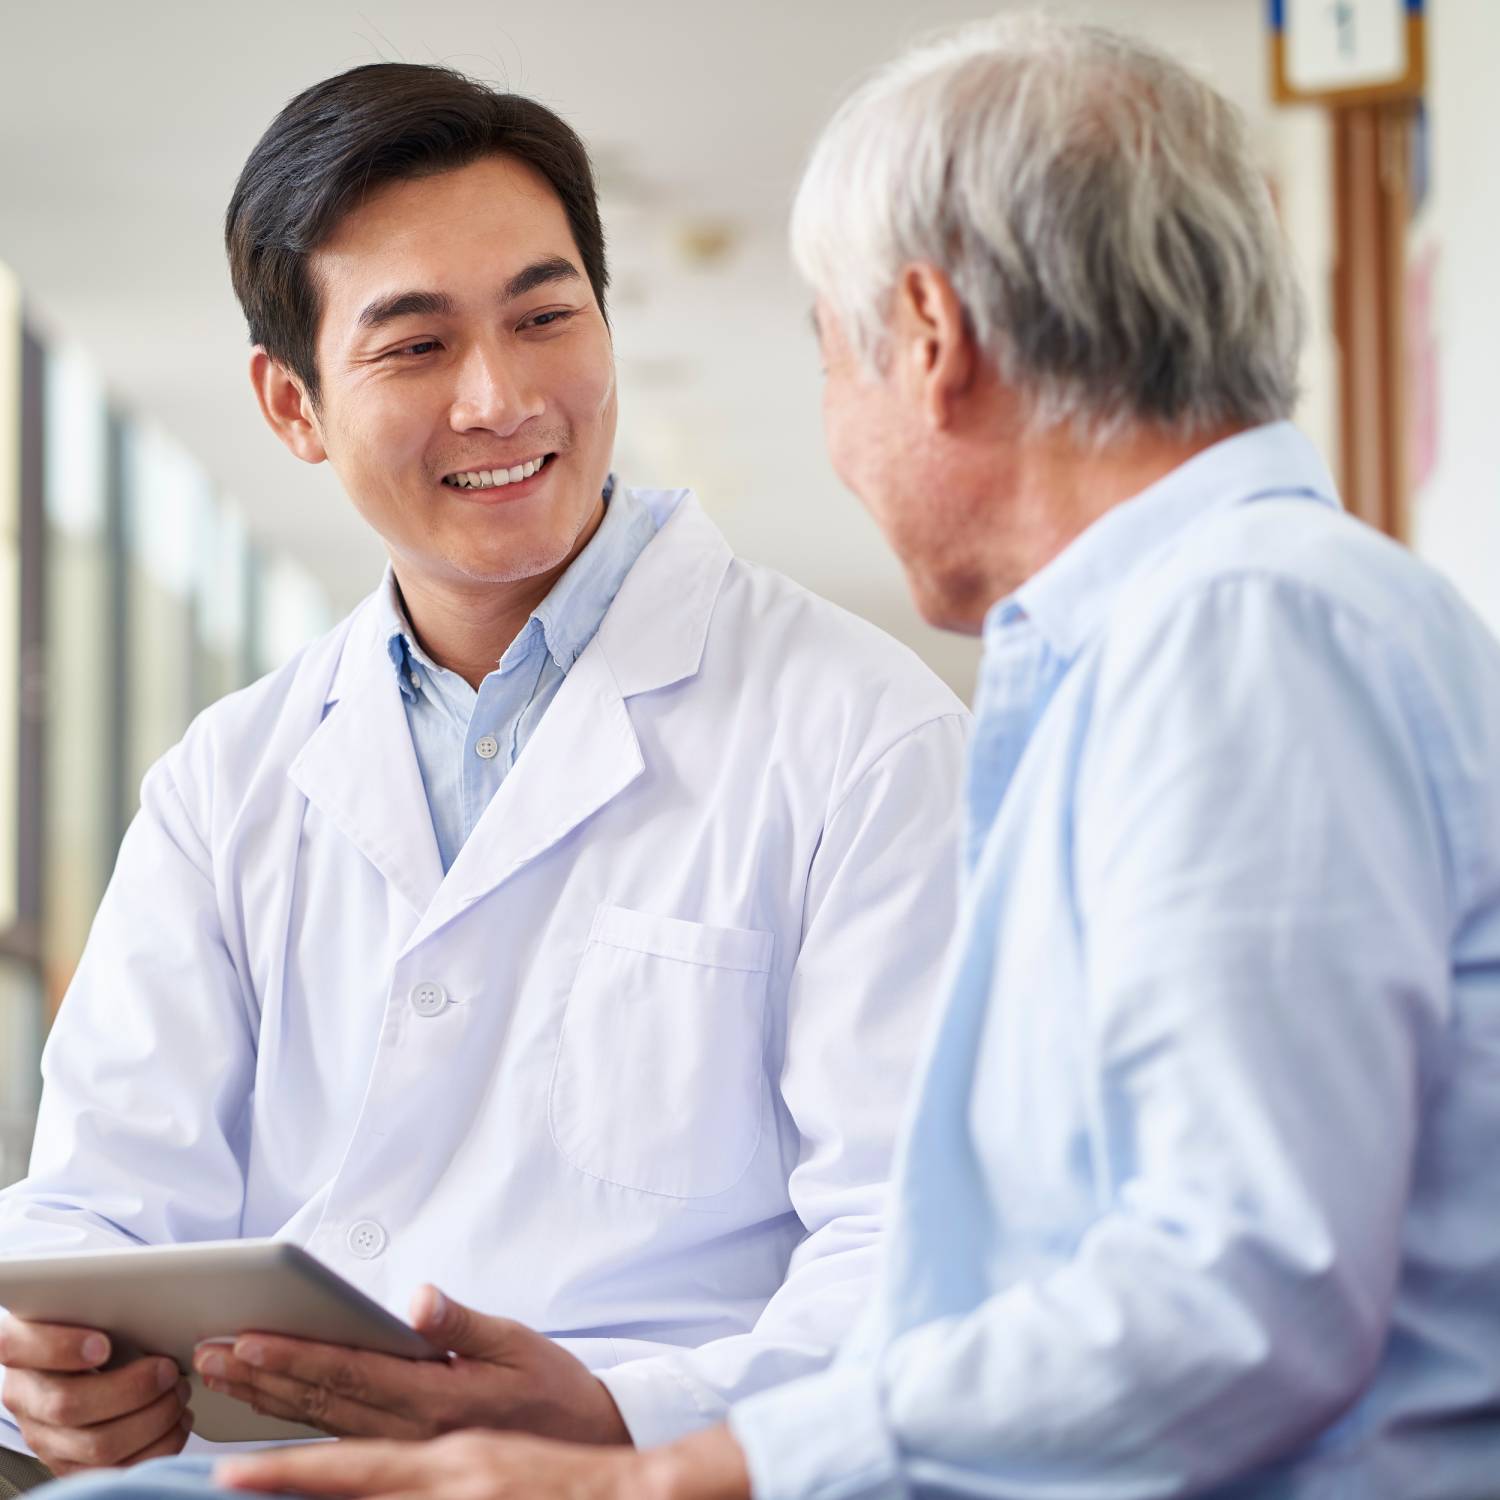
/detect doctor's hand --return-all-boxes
[193,1286,632,1446]
[0,1315,193,1474]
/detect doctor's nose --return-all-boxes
[448,343,542,436]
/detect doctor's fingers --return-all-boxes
[109,1411,196,1472]
[0,1315,113,1373]
[19,1380,191,1473]
[225,1332,445,1406]
[203,1368,434,1441]
[2,1357,183,1429]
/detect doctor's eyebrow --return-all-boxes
[357,290,456,330]
[502,256,581,302]
[355,259,582,331]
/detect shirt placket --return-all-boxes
[964,621,1064,873]
[461,631,548,844]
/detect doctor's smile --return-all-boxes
[441,453,556,493]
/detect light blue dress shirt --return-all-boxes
[382,480,657,872]
[731,423,1500,1499]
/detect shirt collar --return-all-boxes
[529,473,649,673]
[381,473,653,699]
[985,421,1341,659]
[384,591,425,704]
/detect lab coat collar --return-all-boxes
[319,488,726,712]
[290,489,733,931]
[288,606,447,916]
[594,489,732,697]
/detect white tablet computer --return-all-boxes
[0,1239,444,1443]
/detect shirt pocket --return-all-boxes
[548,903,774,1199]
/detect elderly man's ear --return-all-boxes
[892,263,979,431]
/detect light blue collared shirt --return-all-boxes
[731,423,1500,1499]
[382,480,658,872]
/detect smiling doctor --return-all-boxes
[0,64,967,1488]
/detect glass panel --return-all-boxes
[0,954,42,1183]
[195,496,249,708]
[254,554,333,674]
[121,422,210,809]
[0,262,20,932]
[42,345,110,1012]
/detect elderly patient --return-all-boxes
[37,12,1500,1500]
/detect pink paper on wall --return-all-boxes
[1406,243,1440,498]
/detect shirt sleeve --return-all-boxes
[731,576,1453,1500]
[0,751,257,1254]
[599,713,970,1448]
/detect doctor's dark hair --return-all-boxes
[225,63,609,406]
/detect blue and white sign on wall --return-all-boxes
[1270,0,1425,106]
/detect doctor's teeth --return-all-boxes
[447,457,546,489]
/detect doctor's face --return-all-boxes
[289,154,617,590]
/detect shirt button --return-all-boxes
[410,981,447,1017]
[346,1220,387,1259]
[474,734,499,760]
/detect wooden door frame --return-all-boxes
[1330,102,1413,540]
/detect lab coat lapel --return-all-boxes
[409,643,643,945]
[407,492,734,945]
[288,605,445,917]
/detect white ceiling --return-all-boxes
[0,0,1269,694]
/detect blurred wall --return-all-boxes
[1406,0,1500,636]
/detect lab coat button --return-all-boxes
[474,734,499,760]
[346,1220,386,1259]
[410,981,447,1017]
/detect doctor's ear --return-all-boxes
[250,348,327,465]
[891,263,977,432]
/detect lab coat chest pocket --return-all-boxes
[549,904,774,1199]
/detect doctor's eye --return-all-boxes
[385,340,441,359]
[521,309,577,332]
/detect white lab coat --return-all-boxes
[0,490,968,1450]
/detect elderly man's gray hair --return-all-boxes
[792,13,1305,440]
